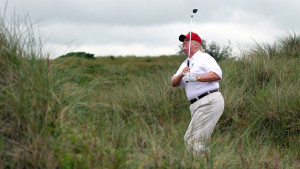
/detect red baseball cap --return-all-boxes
[179,32,201,44]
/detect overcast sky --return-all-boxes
[2,0,300,58]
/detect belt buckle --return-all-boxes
[190,98,197,104]
[193,98,198,103]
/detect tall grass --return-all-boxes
[1,12,300,168]
[220,34,300,144]
[0,14,65,168]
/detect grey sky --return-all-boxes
[2,0,300,58]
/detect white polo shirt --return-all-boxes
[173,51,222,100]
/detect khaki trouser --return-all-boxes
[184,91,224,155]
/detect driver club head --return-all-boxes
[193,9,198,13]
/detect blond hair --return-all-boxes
[192,40,205,52]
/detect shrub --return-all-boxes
[60,52,95,59]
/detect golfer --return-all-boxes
[171,32,224,156]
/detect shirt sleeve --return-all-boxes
[203,54,222,79]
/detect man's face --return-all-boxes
[182,38,190,55]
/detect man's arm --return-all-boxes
[196,72,221,82]
[171,74,184,87]
[171,67,190,87]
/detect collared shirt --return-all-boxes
[173,51,222,100]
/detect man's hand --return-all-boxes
[181,67,190,76]
[184,73,198,82]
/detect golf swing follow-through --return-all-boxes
[171,9,224,156]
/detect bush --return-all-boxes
[60,52,95,59]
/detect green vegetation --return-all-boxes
[1,14,300,168]
[59,52,95,59]
[178,39,232,61]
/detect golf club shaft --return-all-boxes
[186,9,197,83]
[186,13,194,83]
[188,15,193,59]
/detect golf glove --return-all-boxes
[184,73,197,82]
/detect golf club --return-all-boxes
[186,9,198,83]
[188,9,198,59]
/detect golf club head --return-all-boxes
[193,9,198,13]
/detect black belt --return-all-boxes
[189,89,219,104]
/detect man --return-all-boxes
[171,32,224,156]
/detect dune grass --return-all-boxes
[1,14,300,168]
